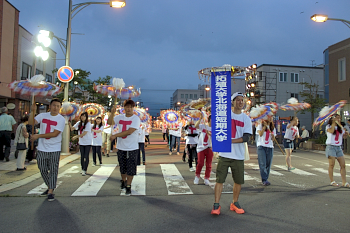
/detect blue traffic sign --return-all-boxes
[57,66,74,83]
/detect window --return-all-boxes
[291,93,299,99]
[46,74,52,83]
[190,94,193,99]
[36,69,43,75]
[290,73,299,83]
[258,71,263,81]
[21,62,31,80]
[194,94,197,99]
[181,94,184,98]
[338,58,346,81]
[279,72,287,82]
[317,94,323,99]
[185,94,188,98]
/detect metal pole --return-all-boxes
[61,0,73,155]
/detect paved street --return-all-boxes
[0,130,349,233]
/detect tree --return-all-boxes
[298,80,326,134]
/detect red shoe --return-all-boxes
[211,205,221,215]
[230,202,245,214]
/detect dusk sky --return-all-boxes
[7,0,350,116]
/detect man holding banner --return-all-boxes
[211,92,252,215]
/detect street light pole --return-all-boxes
[310,14,350,29]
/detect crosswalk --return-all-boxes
[5,161,350,196]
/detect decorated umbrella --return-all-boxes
[161,110,181,127]
[116,87,141,99]
[82,103,105,120]
[8,74,62,149]
[188,98,211,110]
[60,102,82,121]
[280,98,311,112]
[313,100,347,130]
[94,78,125,96]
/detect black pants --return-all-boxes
[297,138,309,148]
[92,146,102,164]
[137,143,145,165]
[80,145,91,171]
[163,133,168,141]
[111,138,117,151]
[26,147,36,161]
[145,135,150,143]
[0,131,11,160]
[187,144,198,168]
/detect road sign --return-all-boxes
[57,66,74,83]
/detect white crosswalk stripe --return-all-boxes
[273,165,316,176]
[245,163,284,176]
[160,164,193,195]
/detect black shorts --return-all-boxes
[117,149,138,176]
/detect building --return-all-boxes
[324,37,350,121]
[0,0,57,122]
[253,64,324,131]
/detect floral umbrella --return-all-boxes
[189,98,211,110]
[313,100,347,129]
[280,98,311,111]
[60,102,82,121]
[161,110,181,126]
[82,103,105,120]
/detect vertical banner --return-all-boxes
[211,71,232,152]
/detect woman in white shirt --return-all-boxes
[326,114,349,188]
[256,118,276,186]
[69,112,92,176]
[283,117,301,171]
[91,117,104,166]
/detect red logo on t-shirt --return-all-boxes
[93,127,99,138]
[202,128,209,146]
[335,130,340,144]
[120,120,132,139]
[232,119,244,138]
[42,119,57,139]
[265,130,270,144]
[188,126,196,134]
[291,128,298,138]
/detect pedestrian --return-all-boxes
[0,106,16,162]
[211,92,252,215]
[29,98,65,201]
[162,123,168,142]
[138,123,146,165]
[14,114,29,171]
[69,112,92,176]
[296,126,309,149]
[326,114,349,188]
[194,114,213,185]
[284,116,300,170]
[91,117,104,166]
[184,120,198,172]
[145,125,150,144]
[109,99,140,196]
[256,117,276,186]
[169,122,182,155]
[102,111,112,157]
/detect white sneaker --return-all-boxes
[177,152,180,155]
[92,163,96,167]
[189,167,195,172]
[110,150,113,153]
[80,170,84,174]
[169,152,172,155]
[194,176,199,184]
[82,171,86,176]
[204,179,210,186]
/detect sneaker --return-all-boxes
[107,154,110,157]
[120,180,126,190]
[125,185,131,196]
[47,193,55,202]
[262,181,267,186]
[177,152,180,155]
[194,176,199,184]
[92,163,96,167]
[82,171,86,176]
[230,202,245,214]
[288,167,295,171]
[143,162,146,165]
[40,189,49,197]
[211,205,221,215]
[169,152,172,155]
[265,181,271,186]
[204,179,210,186]
[80,170,84,174]
[110,150,113,153]
[189,167,195,172]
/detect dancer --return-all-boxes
[169,122,182,155]
[162,123,168,142]
[194,114,213,185]
[184,120,198,172]
[211,92,252,215]
[326,114,349,187]
[138,124,146,165]
[91,117,104,166]
[284,116,300,170]
[29,99,65,201]
[69,112,92,176]
[256,117,276,186]
[109,100,140,196]
[145,125,150,145]
[102,111,111,157]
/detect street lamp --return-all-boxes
[60,0,125,155]
[311,14,350,29]
[205,86,210,98]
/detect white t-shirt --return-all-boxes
[35,112,65,152]
[138,125,146,143]
[91,125,104,146]
[73,121,92,146]
[219,111,252,160]
[103,114,111,134]
[172,123,183,138]
[185,125,199,145]
[256,124,276,148]
[197,124,211,153]
[326,125,345,146]
[114,114,140,151]
[284,124,299,140]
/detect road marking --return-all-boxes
[72,164,117,196]
[160,164,193,195]
[245,163,284,176]
[28,165,80,195]
[311,167,350,178]
[131,165,146,195]
[274,165,316,176]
